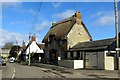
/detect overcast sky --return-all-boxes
[1,1,119,47]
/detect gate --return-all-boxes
[85,52,98,69]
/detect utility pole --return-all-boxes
[114,0,119,70]
[28,33,31,66]
[16,40,18,60]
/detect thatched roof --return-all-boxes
[42,12,92,42]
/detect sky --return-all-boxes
[1,1,119,47]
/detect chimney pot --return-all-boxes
[31,34,36,41]
[75,11,81,19]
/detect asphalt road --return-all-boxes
[2,62,120,80]
[2,63,61,79]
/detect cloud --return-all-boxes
[52,2,62,8]
[0,28,26,47]
[2,0,20,2]
[92,11,115,26]
[10,21,31,27]
[27,8,37,15]
[34,20,51,32]
[2,2,22,9]
[52,10,75,20]
[2,2,37,16]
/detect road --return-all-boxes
[2,62,120,80]
[2,63,61,78]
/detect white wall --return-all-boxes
[26,41,44,55]
[105,57,114,70]
[74,60,83,69]
[104,51,114,70]
[58,60,83,69]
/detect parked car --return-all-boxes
[9,58,14,63]
[9,57,16,63]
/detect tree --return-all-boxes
[9,45,21,58]
[2,42,13,49]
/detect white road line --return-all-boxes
[12,73,15,79]
[12,67,15,78]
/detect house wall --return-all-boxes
[44,39,67,61]
[26,41,44,55]
[67,23,91,49]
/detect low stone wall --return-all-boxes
[58,60,83,69]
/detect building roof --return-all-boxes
[70,38,115,51]
[37,44,45,49]
[23,41,44,53]
[42,12,92,42]
[0,49,11,54]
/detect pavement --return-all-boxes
[31,63,120,79]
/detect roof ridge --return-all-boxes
[51,17,74,28]
[91,38,115,42]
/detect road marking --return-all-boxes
[12,73,15,79]
[14,68,15,73]
[12,67,15,78]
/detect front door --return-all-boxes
[49,49,58,64]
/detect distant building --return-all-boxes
[20,35,45,62]
[0,48,10,59]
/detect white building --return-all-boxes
[21,35,44,62]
